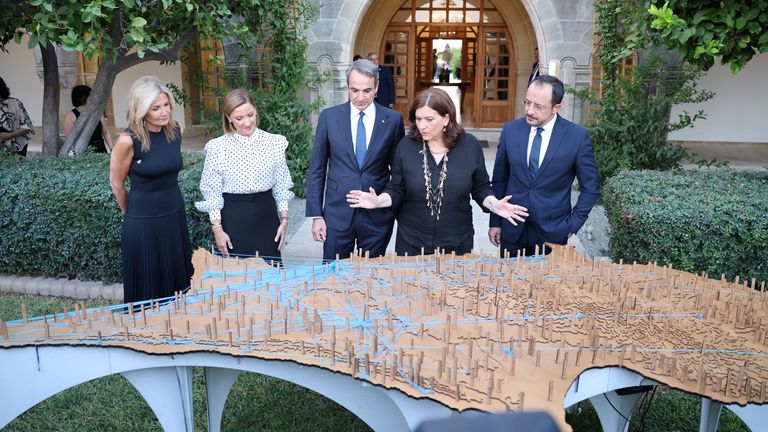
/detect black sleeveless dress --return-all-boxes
[72,109,107,153]
[122,129,193,303]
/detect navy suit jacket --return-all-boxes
[489,114,600,245]
[375,66,396,107]
[306,102,405,231]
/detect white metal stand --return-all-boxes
[1,347,765,431]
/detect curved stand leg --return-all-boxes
[0,346,115,429]
[699,398,722,432]
[122,366,194,432]
[589,391,643,432]
[378,384,454,430]
[257,363,413,431]
[204,367,242,432]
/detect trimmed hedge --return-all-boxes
[0,153,212,283]
[604,169,768,285]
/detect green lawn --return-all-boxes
[0,294,751,431]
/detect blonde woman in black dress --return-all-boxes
[196,89,294,263]
[109,76,193,304]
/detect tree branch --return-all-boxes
[114,26,197,72]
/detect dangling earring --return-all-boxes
[443,125,446,133]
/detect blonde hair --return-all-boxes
[126,76,177,152]
[221,88,259,133]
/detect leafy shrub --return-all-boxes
[586,55,713,187]
[187,0,325,199]
[604,169,768,285]
[0,153,212,283]
[574,0,715,187]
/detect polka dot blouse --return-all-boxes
[195,128,295,221]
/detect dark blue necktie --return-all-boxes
[529,127,543,178]
[356,111,367,168]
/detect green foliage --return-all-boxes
[258,83,324,199]
[0,152,211,283]
[190,0,325,198]
[0,1,323,157]
[247,0,325,199]
[593,0,623,101]
[2,0,245,61]
[578,0,715,186]
[580,55,713,185]
[629,1,768,74]
[603,169,768,285]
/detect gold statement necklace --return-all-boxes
[421,141,448,219]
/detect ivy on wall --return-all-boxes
[573,0,715,186]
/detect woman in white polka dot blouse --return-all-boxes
[195,88,294,263]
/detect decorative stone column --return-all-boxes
[32,44,79,89]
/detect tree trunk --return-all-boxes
[57,24,196,156]
[40,41,60,157]
[59,60,119,156]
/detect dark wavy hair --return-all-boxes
[0,77,10,100]
[407,87,464,149]
[71,85,91,107]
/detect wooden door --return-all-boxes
[474,28,514,127]
[382,27,412,119]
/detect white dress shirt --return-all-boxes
[350,101,376,156]
[195,128,295,221]
[526,114,558,169]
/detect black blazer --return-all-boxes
[385,133,493,251]
[375,66,396,107]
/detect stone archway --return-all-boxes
[305,0,595,126]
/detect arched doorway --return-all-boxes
[359,0,524,127]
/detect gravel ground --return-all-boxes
[286,197,307,239]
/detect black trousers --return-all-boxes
[323,210,393,261]
[500,223,557,258]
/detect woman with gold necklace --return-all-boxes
[348,88,527,256]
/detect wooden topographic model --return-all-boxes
[2,245,767,431]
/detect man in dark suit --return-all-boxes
[368,52,395,108]
[306,59,405,260]
[489,75,600,257]
[529,47,540,84]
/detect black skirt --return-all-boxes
[123,208,193,303]
[221,191,281,263]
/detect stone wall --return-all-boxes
[305,0,595,125]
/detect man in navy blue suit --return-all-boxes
[368,52,395,108]
[489,75,600,257]
[306,59,405,260]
